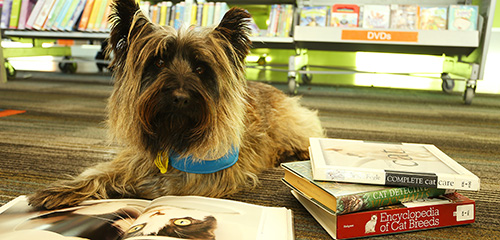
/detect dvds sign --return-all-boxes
[341,30,419,42]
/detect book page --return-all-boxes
[0,196,150,240]
[122,195,290,240]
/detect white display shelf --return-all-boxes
[294,26,479,48]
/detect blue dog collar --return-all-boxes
[169,147,239,174]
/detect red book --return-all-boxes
[293,191,475,239]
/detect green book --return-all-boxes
[8,0,22,29]
[282,161,451,214]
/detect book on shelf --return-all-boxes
[84,0,102,31]
[292,190,475,239]
[282,160,451,215]
[77,0,94,31]
[42,0,65,30]
[24,0,46,29]
[362,4,391,29]
[390,4,419,30]
[31,0,56,30]
[300,6,328,27]
[0,0,13,29]
[8,0,23,29]
[88,0,109,31]
[51,0,76,30]
[448,5,478,31]
[330,4,359,28]
[266,4,293,37]
[57,0,83,31]
[0,195,293,240]
[309,138,480,191]
[17,0,37,30]
[419,6,448,30]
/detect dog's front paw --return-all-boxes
[28,187,89,210]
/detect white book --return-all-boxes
[309,137,480,190]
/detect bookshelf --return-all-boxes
[289,0,496,104]
[0,0,496,104]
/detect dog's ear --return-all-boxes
[107,0,152,67]
[213,7,252,62]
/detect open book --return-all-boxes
[0,195,293,240]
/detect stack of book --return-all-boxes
[282,137,479,239]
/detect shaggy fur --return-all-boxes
[28,0,324,209]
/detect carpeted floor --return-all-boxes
[1,71,499,239]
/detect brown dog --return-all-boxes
[28,0,324,209]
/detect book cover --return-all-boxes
[293,190,475,239]
[77,0,94,30]
[65,0,87,31]
[1,0,13,29]
[362,4,390,28]
[17,0,37,29]
[448,5,478,31]
[31,0,56,30]
[24,0,46,29]
[8,0,22,29]
[419,6,447,30]
[0,195,293,240]
[309,138,480,190]
[300,6,327,27]
[282,160,449,214]
[390,4,419,30]
[330,4,359,28]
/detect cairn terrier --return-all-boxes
[29,0,324,209]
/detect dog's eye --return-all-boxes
[194,66,205,75]
[155,59,165,68]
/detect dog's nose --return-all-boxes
[172,91,190,108]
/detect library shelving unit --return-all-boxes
[289,0,496,104]
[1,0,496,104]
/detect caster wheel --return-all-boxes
[463,87,474,105]
[4,61,16,79]
[441,73,454,93]
[288,77,297,95]
[300,66,312,85]
[58,56,77,74]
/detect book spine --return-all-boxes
[1,0,14,29]
[17,0,33,29]
[337,194,475,239]
[57,0,81,31]
[32,0,56,30]
[91,0,109,31]
[84,0,101,31]
[9,0,23,29]
[65,0,86,31]
[52,0,74,30]
[43,0,64,30]
[339,187,449,215]
[77,0,94,30]
[159,2,168,26]
[25,0,46,29]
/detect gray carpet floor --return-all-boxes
[1,71,499,239]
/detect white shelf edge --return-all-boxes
[3,30,109,40]
[293,26,479,47]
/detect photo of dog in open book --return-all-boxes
[28,0,324,209]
